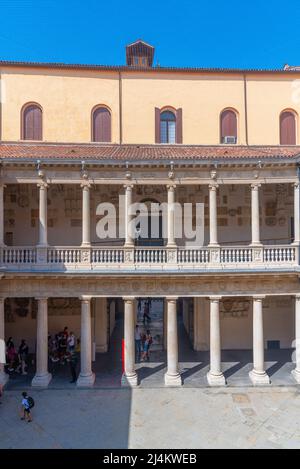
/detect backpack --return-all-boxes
[27,396,35,409]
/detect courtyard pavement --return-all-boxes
[2,318,300,449]
[1,386,300,449]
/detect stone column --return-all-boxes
[167,185,176,247]
[208,184,218,246]
[292,295,300,383]
[164,297,182,386]
[249,295,270,385]
[122,297,138,386]
[32,298,52,387]
[293,182,300,245]
[251,183,261,246]
[37,182,48,246]
[0,185,5,247]
[207,296,225,386]
[81,182,91,246]
[0,298,8,386]
[77,296,95,387]
[124,185,134,247]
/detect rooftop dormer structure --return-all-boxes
[126,39,154,67]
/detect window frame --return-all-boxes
[279,109,297,145]
[160,109,177,144]
[220,108,238,144]
[21,102,43,141]
[91,105,112,143]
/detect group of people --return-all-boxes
[5,337,29,375]
[3,327,80,384]
[135,325,153,362]
[48,327,80,383]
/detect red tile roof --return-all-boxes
[0,59,300,75]
[0,143,300,164]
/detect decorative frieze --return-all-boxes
[0,274,299,298]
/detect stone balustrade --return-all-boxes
[0,244,297,272]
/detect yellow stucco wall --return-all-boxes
[1,66,300,145]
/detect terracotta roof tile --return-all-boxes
[1,60,300,75]
[0,142,300,163]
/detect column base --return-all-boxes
[76,372,95,387]
[292,368,300,384]
[164,372,182,387]
[121,372,138,387]
[0,372,9,386]
[207,371,226,386]
[249,370,270,385]
[31,372,52,387]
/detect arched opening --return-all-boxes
[160,110,176,144]
[280,110,297,145]
[92,106,111,142]
[22,103,42,141]
[220,109,237,144]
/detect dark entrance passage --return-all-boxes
[136,298,164,351]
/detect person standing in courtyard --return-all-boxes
[17,339,29,375]
[143,301,151,324]
[135,325,142,362]
[21,391,33,423]
[67,331,76,352]
[69,348,79,383]
[141,330,153,362]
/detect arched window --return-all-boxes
[22,104,42,140]
[220,109,237,144]
[160,110,176,143]
[92,106,111,142]
[280,111,296,145]
[155,107,182,144]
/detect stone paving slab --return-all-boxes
[1,386,300,449]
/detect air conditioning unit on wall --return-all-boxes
[223,136,237,144]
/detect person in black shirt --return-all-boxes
[17,340,29,375]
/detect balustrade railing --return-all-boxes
[220,248,253,264]
[1,247,36,264]
[0,245,298,270]
[134,248,167,263]
[92,248,124,263]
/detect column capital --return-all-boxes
[209,183,218,191]
[294,182,300,189]
[37,181,49,189]
[166,296,178,302]
[124,183,134,190]
[166,184,176,191]
[80,295,92,302]
[35,296,48,301]
[123,296,136,302]
[295,294,300,301]
[0,184,6,189]
[252,295,265,301]
[251,182,261,190]
[80,180,92,189]
[209,295,222,301]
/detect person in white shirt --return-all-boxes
[67,332,76,352]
